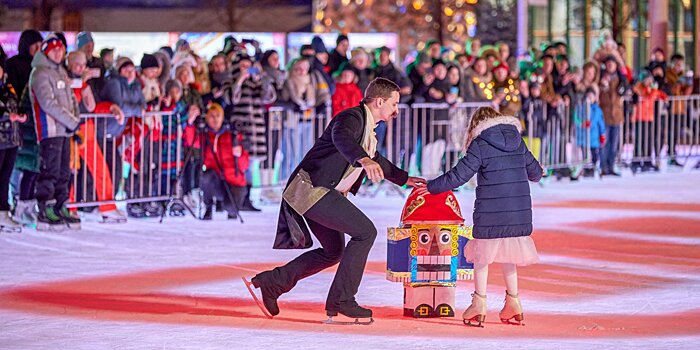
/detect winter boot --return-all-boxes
[58,207,81,230]
[0,211,22,233]
[462,292,487,327]
[499,291,524,325]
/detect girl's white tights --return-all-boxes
[473,262,519,296]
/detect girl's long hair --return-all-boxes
[463,106,503,152]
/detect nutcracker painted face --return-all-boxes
[387,188,473,285]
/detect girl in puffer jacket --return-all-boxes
[426,107,543,327]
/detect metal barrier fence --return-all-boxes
[68,111,185,208]
[620,95,700,168]
[66,96,700,207]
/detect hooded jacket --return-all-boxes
[99,75,146,137]
[5,30,42,97]
[427,116,543,239]
[28,51,80,141]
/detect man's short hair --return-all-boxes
[671,53,684,62]
[364,77,400,100]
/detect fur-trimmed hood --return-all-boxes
[464,115,523,152]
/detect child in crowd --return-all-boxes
[425,107,543,327]
[331,65,362,117]
[199,103,248,220]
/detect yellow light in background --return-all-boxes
[355,0,364,4]
[315,11,324,21]
[453,44,463,52]
[324,18,333,26]
[444,7,454,16]
[396,0,404,6]
[313,24,325,32]
[681,0,690,9]
[466,11,476,25]
[413,0,424,10]
[456,0,465,7]
[447,23,456,31]
[342,0,351,5]
[425,14,433,22]
[466,0,478,4]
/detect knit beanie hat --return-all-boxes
[140,53,159,70]
[311,36,328,53]
[41,33,64,55]
[116,57,134,72]
[164,79,182,93]
[76,32,94,49]
[336,34,349,46]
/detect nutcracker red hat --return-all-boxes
[492,61,510,73]
[400,188,464,225]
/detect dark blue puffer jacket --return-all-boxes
[427,116,543,239]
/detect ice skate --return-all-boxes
[13,199,37,226]
[101,208,127,223]
[0,211,22,233]
[127,203,146,218]
[499,291,525,326]
[462,292,487,327]
[36,207,65,232]
[169,202,186,217]
[324,302,374,325]
[242,276,275,318]
[58,207,81,230]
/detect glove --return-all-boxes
[599,135,606,145]
[584,120,591,128]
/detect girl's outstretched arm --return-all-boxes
[427,141,482,194]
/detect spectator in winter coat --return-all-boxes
[373,46,412,102]
[76,32,107,100]
[5,30,43,99]
[350,49,374,96]
[199,103,249,220]
[520,82,547,160]
[666,54,694,166]
[332,65,363,116]
[261,50,286,100]
[301,44,335,96]
[140,53,162,111]
[575,88,606,175]
[425,60,450,103]
[598,56,628,176]
[408,52,434,103]
[631,69,668,172]
[29,34,82,231]
[67,51,127,222]
[464,57,493,102]
[228,53,276,212]
[205,53,232,109]
[328,34,349,76]
[175,64,204,116]
[0,61,25,232]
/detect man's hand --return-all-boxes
[358,157,384,183]
[406,176,426,188]
[9,113,27,123]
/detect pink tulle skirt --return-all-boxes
[465,236,539,266]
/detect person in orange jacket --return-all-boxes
[631,69,668,172]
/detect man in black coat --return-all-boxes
[248,78,425,320]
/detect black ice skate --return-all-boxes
[324,303,374,325]
[242,276,276,318]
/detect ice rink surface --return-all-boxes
[2,171,700,349]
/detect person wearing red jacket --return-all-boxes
[331,65,363,117]
[199,103,249,220]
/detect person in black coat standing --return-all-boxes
[247,78,425,320]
